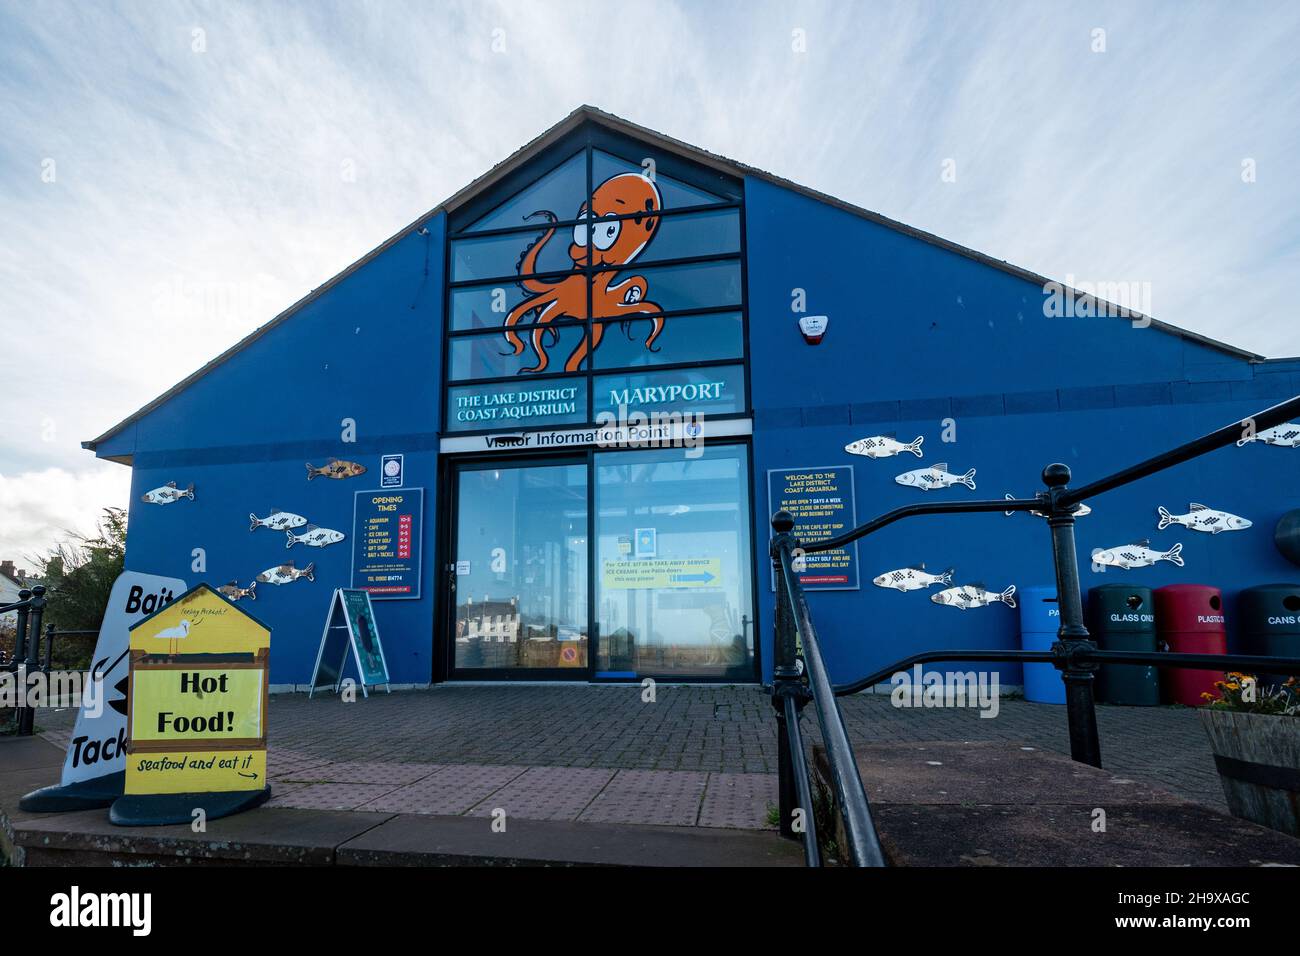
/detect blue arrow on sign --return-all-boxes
[671,572,716,584]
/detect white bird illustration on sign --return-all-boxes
[153,618,197,654]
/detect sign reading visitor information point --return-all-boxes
[309,588,392,698]
[109,583,271,827]
[20,570,188,813]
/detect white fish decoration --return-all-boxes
[931,584,1017,610]
[250,509,309,532]
[895,462,976,491]
[873,564,953,592]
[845,435,924,459]
[141,481,194,505]
[218,580,256,602]
[256,560,315,585]
[1092,539,1184,570]
[286,525,345,549]
[1236,423,1300,448]
[1004,493,1093,518]
[1156,503,1251,534]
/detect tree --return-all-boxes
[34,507,127,635]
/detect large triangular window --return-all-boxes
[445,130,747,434]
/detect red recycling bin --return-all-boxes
[1153,584,1227,705]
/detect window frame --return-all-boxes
[442,133,750,437]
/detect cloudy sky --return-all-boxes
[1,0,1297,560]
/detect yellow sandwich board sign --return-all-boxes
[109,583,272,826]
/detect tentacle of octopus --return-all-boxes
[515,211,562,293]
[563,321,607,372]
[502,288,557,355]
[522,326,552,373]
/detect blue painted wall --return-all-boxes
[744,175,1299,685]
[90,139,1299,690]
[98,214,446,685]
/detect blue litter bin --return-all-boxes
[1019,586,1065,704]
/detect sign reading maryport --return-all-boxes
[351,488,423,599]
[110,583,271,826]
[767,466,860,591]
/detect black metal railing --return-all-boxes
[2,585,49,736]
[771,394,1300,867]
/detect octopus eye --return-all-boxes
[571,218,589,248]
[592,215,621,251]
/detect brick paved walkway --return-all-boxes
[34,683,1226,830]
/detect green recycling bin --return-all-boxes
[1087,584,1161,705]
[1237,583,1300,687]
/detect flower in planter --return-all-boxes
[1201,673,1299,716]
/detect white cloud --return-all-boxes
[0,1,1297,550]
[0,465,132,561]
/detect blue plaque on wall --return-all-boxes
[350,487,423,599]
[767,466,860,591]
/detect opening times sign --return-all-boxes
[351,488,424,599]
[767,466,860,591]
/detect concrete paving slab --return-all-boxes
[268,782,403,811]
[847,741,1181,806]
[13,805,394,866]
[697,773,777,829]
[0,734,66,771]
[464,766,615,821]
[578,769,709,826]
[336,812,804,867]
[358,764,527,814]
[874,804,1300,867]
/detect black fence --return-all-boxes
[770,394,1300,867]
[0,586,76,737]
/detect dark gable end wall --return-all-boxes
[744,175,1299,685]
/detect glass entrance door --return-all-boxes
[451,460,589,675]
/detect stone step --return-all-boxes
[813,740,1300,866]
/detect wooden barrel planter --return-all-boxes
[1200,709,1300,837]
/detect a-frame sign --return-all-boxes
[309,588,392,698]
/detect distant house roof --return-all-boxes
[83,104,1266,457]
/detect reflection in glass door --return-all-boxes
[452,461,588,673]
[595,444,755,679]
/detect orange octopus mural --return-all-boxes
[503,173,663,373]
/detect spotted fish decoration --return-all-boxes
[306,458,367,481]
[256,560,315,585]
[844,435,924,459]
[1236,423,1300,448]
[250,509,308,532]
[1157,503,1251,534]
[218,580,256,602]
[286,525,345,549]
[1092,539,1184,570]
[140,481,194,505]
[931,584,1017,610]
[1004,493,1093,519]
[872,564,953,592]
[895,463,976,491]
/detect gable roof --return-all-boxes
[84,104,1264,456]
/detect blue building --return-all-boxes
[85,106,1300,689]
